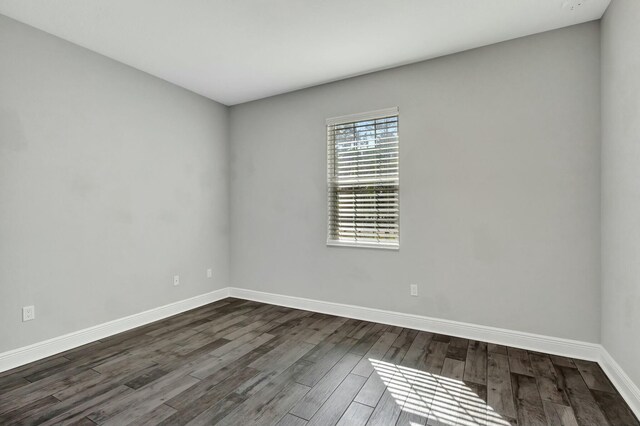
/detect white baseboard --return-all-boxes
[228,287,640,418]
[599,348,640,418]
[0,288,230,374]
[1,285,638,419]
[228,287,601,361]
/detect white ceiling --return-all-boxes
[0,0,610,105]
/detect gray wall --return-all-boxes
[230,22,602,342]
[601,0,640,387]
[0,15,229,352]
[0,13,605,355]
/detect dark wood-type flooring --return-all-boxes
[0,298,637,425]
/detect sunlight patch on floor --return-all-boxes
[370,359,512,426]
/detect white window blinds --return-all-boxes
[327,107,399,249]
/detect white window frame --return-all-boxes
[326,107,400,250]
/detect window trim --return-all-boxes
[326,107,400,250]
[326,239,400,250]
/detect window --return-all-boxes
[327,107,399,249]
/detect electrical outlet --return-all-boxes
[206,268,212,278]
[173,275,180,286]
[410,284,418,297]
[22,305,35,322]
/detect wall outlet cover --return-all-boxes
[173,275,180,286]
[22,306,35,322]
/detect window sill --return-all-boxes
[327,240,399,250]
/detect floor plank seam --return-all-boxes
[0,298,636,426]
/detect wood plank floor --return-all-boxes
[0,298,637,426]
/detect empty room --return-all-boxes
[0,0,639,425]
